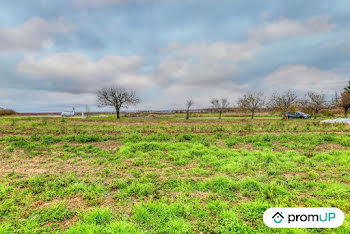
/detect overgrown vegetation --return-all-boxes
[0,115,349,233]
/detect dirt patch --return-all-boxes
[216,140,227,148]
[233,143,259,151]
[92,141,123,152]
[31,196,87,210]
[191,191,211,200]
[283,171,308,179]
[0,154,107,178]
[60,215,79,230]
[316,144,348,152]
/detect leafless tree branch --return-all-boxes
[237,92,265,119]
[210,98,230,119]
[97,86,140,119]
[186,99,194,120]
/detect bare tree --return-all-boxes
[305,91,326,119]
[268,90,298,118]
[331,91,341,108]
[342,92,350,117]
[344,81,350,93]
[297,98,312,114]
[210,98,230,119]
[185,99,194,120]
[341,81,350,117]
[97,86,140,119]
[237,92,265,119]
[85,105,90,119]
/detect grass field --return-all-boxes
[0,115,349,233]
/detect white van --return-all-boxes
[61,108,75,117]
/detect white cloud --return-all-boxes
[118,73,155,90]
[17,52,143,79]
[263,64,347,93]
[154,15,335,91]
[166,40,258,62]
[141,81,248,110]
[16,52,154,93]
[155,40,260,87]
[0,17,74,52]
[250,15,335,42]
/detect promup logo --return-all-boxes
[264,208,344,228]
[272,212,284,223]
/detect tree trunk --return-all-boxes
[345,108,349,118]
[116,108,120,119]
[186,110,189,120]
[219,111,222,119]
[251,110,255,119]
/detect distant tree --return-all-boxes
[97,86,140,119]
[331,91,341,109]
[210,98,230,119]
[341,81,350,117]
[268,90,298,118]
[342,92,350,117]
[297,98,312,113]
[0,107,16,116]
[344,81,350,93]
[85,105,90,119]
[237,92,264,119]
[305,91,326,119]
[185,99,194,120]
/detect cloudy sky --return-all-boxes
[1,0,350,112]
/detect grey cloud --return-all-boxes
[16,52,154,93]
[249,15,335,42]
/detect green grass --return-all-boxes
[0,116,349,233]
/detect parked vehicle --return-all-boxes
[285,111,311,119]
[61,108,75,117]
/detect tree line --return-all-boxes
[0,107,16,116]
[97,81,350,119]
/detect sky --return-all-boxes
[0,0,350,112]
